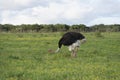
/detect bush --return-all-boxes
[95,32,104,38]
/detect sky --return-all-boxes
[0,0,120,26]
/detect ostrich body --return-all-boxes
[56,32,86,57]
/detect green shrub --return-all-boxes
[95,32,104,38]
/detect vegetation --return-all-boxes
[0,32,120,80]
[0,24,120,32]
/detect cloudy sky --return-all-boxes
[0,0,120,26]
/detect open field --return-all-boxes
[0,32,120,80]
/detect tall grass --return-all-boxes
[0,32,120,80]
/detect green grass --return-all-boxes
[0,32,120,80]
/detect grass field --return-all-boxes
[0,32,120,80]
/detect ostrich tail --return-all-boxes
[81,38,86,44]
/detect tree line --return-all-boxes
[0,24,120,32]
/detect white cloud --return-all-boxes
[0,0,34,10]
[88,17,120,25]
[1,0,92,24]
[0,0,120,25]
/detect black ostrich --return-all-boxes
[55,32,86,57]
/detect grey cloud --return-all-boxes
[0,0,120,25]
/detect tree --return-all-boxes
[1,24,14,32]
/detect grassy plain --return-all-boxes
[0,32,120,80]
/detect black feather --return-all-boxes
[58,32,85,48]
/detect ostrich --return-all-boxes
[55,32,86,57]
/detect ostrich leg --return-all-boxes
[71,47,78,57]
[71,50,76,57]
